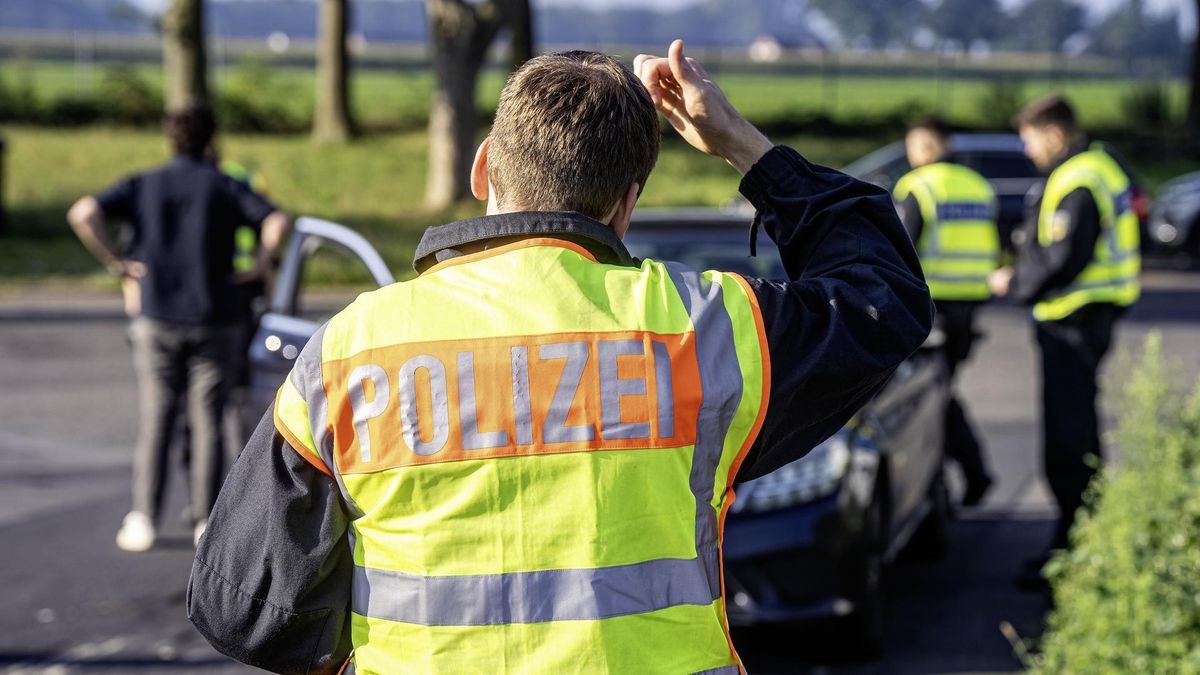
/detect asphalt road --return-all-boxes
[1,271,1197,675]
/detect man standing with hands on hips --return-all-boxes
[189,41,931,674]
[990,95,1140,590]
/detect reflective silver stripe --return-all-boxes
[352,551,719,626]
[540,341,595,443]
[691,666,741,675]
[398,354,450,456]
[599,339,650,440]
[457,351,510,450]
[347,364,389,462]
[289,322,364,518]
[510,346,534,446]
[653,340,675,439]
[665,262,745,600]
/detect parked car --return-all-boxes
[246,211,952,657]
[1145,171,1200,267]
[841,134,1151,255]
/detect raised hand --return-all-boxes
[634,39,773,175]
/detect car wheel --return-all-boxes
[909,462,951,560]
[843,487,886,658]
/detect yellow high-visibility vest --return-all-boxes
[894,162,1000,302]
[220,160,266,273]
[274,237,770,674]
[1032,149,1141,322]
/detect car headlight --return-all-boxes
[1154,220,1178,244]
[729,431,851,514]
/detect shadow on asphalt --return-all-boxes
[733,515,1054,674]
[0,655,235,670]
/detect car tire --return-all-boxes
[843,486,886,658]
[909,462,951,560]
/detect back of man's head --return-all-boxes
[165,104,217,158]
[488,51,660,221]
[1015,94,1079,136]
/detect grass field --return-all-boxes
[0,124,885,283]
[1,61,1195,286]
[5,59,1189,131]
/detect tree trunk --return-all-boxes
[424,0,507,210]
[314,0,355,143]
[508,0,534,71]
[162,0,208,109]
[1188,0,1200,143]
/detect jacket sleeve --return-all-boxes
[1010,187,1101,304]
[188,406,353,675]
[734,146,933,481]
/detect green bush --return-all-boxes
[976,79,1025,131]
[215,59,307,134]
[1034,334,1200,674]
[98,66,162,126]
[1121,82,1174,131]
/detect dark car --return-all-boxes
[1145,171,1200,267]
[246,212,952,656]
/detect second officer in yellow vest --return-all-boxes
[990,95,1140,589]
[188,42,933,673]
[893,116,1000,507]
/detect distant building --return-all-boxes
[748,31,827,63]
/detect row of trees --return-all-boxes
[161,0,531,209]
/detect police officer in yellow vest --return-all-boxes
[893,116,1000,507]
[188,42,932,674]
[990,95,1139,587]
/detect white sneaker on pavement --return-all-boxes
[193,519,208,548]
[116,511,156,552]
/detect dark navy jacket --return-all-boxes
[187,145,933,673]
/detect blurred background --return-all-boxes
[2,1,1200,674]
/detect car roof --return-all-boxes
[630,207,751,228]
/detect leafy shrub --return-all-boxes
[98,67,162,126]
[976,78,1025,131]
[0,72,40,122]
[215,59,306,133]
[1121,82,1174,131]
[1033,334,1200,674]
[44,96,103,126]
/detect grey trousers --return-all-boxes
[129,317,237,525]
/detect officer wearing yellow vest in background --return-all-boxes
[188,41,932,674]
[989,95,1140,591]
[893,116,1000,507]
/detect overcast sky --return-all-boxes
[127,0,1198,37]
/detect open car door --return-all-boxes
[243,217,394,436]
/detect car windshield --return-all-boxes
[623,227,788,279]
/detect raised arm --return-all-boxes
[636,40,933,480]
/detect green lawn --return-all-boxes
[0,124,882,282]
[5,59,1188,132]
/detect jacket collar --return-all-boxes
[413,211,636,274]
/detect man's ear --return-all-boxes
[608,183,641,240]
[471,137,491,201]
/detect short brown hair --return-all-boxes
[164,104,216,157]
[1015,94,1078,132]
[488,51,660,221]
[908,115,952,141]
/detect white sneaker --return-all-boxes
[193,519,208,548]
[116,512,156,552]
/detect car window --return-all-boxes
[954,152,1038,179]
[292,238,380,324]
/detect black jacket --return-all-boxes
[187,145,933,673]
